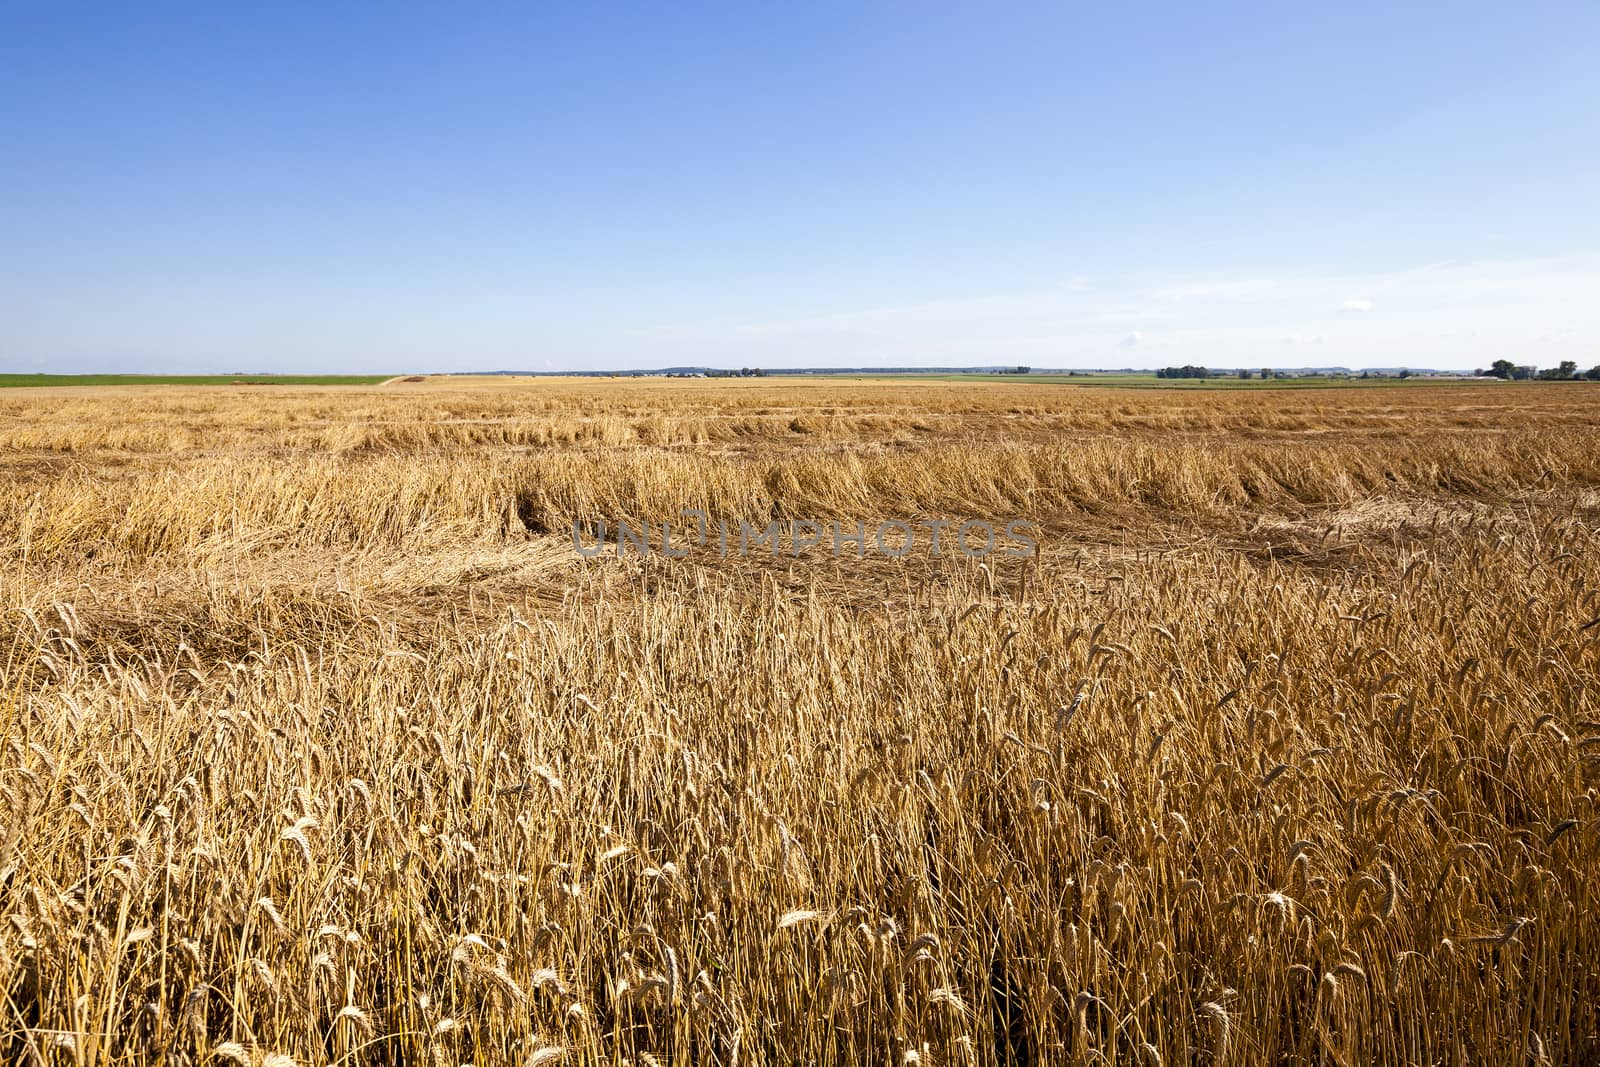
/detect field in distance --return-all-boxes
[0,372,391,387]
[822,371,1494,387]
[0,370,1532,389]
[2,376,1597,1065]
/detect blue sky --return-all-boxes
[3,2,1597,373]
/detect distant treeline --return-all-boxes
[1476,360,1600,381]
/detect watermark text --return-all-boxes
[571,510,1038,559]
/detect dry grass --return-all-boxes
[3,378,1598,1064]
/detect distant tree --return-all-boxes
[1237,368,1252,379]
[1538,360,1579,380]
[1156,365,1211,380]
[1512,364,1537,381]
[1488,359,1516,379]
[1586,365,1600,381]
[1261,368,1275,379]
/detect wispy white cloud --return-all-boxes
[619,255,1600,370]
[27,255,1587,372]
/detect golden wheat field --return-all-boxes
[3,376,1599,1066]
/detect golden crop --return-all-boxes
[2,377,1597,1064]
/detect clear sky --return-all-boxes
[3,2,1598,373]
